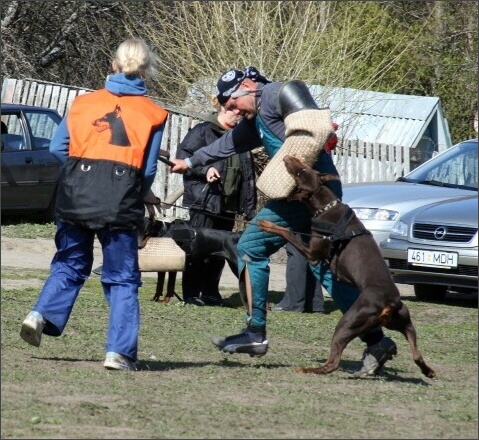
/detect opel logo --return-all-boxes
[434,226,447,240]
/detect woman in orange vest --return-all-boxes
[20,38,168,372]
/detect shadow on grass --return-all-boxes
[297,358,435,385]
[33,355,291,371]
[33,356,433,384]
[224,290,340,314]
[223,290,292,309]
[137,359,293,372]
[138,358,434,384]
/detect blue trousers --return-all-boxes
[32,220,142,361]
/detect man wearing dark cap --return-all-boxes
[170,67,398,377]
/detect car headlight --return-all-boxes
[352,208,399,221]
[390,220,408,237]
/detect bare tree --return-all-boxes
[1,1,477,141]
[1,1,124,87]
[121,1,421,111]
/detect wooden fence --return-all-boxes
[333,139,410,183]
[2,78,411,219]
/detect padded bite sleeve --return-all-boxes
[256,107,334,200]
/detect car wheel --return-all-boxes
[414,284,447,301]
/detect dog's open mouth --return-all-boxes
[283,155,306,176]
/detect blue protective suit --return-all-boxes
[186,81,383,342]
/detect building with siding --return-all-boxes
[310,85,452,168]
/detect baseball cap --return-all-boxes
[216,69,245,105]
[216,66,271,105]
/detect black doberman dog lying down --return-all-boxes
[94,193,245,305]
[140,206,243,304]
[258,155,436,378]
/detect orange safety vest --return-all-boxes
[67,89,168,170]
[55,89,168,230]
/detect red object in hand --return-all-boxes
[325,122,339,154]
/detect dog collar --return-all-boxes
[312,199,340,217]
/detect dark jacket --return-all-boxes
[176,114,257,219]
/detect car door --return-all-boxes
[1,109,62,212]
[23,109,63,209]
[1,112,35,209]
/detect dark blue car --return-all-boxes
[1,103,63,219]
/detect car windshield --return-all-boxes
[398,141,478,191]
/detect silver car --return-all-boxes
[342,139,478,246]
[380,195,478,301]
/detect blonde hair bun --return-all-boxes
[114,38,158,79]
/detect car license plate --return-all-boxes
[407,249,458,268]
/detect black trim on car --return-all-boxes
[388,258,478,277]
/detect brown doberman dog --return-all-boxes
[258,155,436,378]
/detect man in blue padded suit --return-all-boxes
[170,66,398,377]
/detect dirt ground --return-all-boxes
[0,235,417,297]
[2,236,477,439]
[1,236,100,271]
[0,236,304,293]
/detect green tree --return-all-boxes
[379,1,478,142]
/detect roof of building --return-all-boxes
[309,85,452,151]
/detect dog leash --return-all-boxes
[156,157,321,237]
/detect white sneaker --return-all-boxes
[103,352,137,371]
[20,311,45,347]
